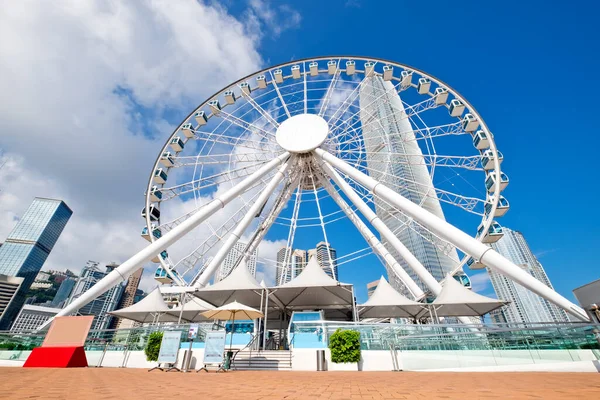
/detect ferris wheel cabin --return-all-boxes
[309,61,319,76]
[240,82,252,96]
[151,250,168,264]
[224,91,236,105]
[149,186,163,202]
[327,60,337,74]
[400,70,412,87]
[453,271,472,289]
[462,113,479,132]
[345,60,356,75]
[382,65,393,81]
[170,137,184,152]
[160,152,174,168]
[434,87,449,105]
[291,65,301,79]
[481,150,504,170]
[194,110,207,125]
[364,62,375,77]
[485,172,509,193]
[449,99,465,117]
[466,256,486,270]
[485,195,510,217]
[153,168,168,184]
[417,78,431,94]
[273,69,283,83]
[473,130,490,150]
[256,75,267,89]
[477,221,504,243]
[153,264,177,284]
[141,226,162,242]
[180,123,195,138]
[141,205,160,222]
[208,100,221,114]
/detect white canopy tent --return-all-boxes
[109,288,183,324]
[268,256,354,312]
[425,274,508,317]
[358,276,425,319]
[167,296,213,322]
[191,260,266,309]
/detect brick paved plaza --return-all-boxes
[1,368,600,399]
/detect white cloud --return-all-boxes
[0,1,298,292]
[247,0,301,37]
[469,271,492,293]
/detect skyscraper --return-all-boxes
[359,76,459,296]
[276,247,307,285]
[113,268,143,330]
[67,261,125,332]
[215,242,257,282]
[0,198,72,329]
[311,242,338,280]
[488,228,569,323]
[367,280,379,298]
[51,277,75,307]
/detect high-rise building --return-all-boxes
[67,261,125,332]
[113,268,143,330]
[311,242,338,280]
[0,275,24,323]
[488,228,569,323]
[359,77,459,297]
[0,198,72,329]
[367,280,379,298]
[276,248,307,285]
[51,277,75,308]
[10,304,61,331]
[215,242,257,282]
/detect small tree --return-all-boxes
[328,329,361,364]
[145,331,163,361]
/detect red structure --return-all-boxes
[24,346,87,368]
[23,315,93,368]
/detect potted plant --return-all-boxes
[145,331,163,362]
[328,329,361,371]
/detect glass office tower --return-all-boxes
[359,76,459,296]
[0,198,72,329]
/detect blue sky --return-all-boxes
[0,1,597,306]
[237,0,600,302]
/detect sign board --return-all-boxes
[42,316,94,348]
[188,324,199,340]
[157,331,181,364]
[203,331,226,365]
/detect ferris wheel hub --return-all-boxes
[275,113,329,153]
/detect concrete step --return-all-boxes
[232,350,292,370]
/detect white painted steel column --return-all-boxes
[319,159,441,296]
[315,148,589,321]
[194,160,292,287]
[40,152,290,330]
[319,174,423,298]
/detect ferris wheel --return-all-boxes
[49,57,589,326]
[141,56,508,300]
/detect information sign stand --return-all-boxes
[197,331,227,373]
[148,331,182,372]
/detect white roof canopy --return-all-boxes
[192,259,265,308]
[428,274,507,317]
[358,276,425,318]
[109,288,182,323]
[167,296,213,322]
[201,300,264,321]
[269,256,354,310]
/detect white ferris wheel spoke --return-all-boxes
[308,163,336,280]
[268,69,292,119]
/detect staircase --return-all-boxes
[232,350,292,370]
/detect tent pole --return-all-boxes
[263,289,270,350]
[178,293,185,324]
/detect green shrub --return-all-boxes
[0,342,17,350]
[328,329,361,364]
[145,331,164,361]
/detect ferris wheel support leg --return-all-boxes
[319,173,423,299]
[315,148,589,322]
[319,159,442,297]
[193,159,293,287]
[38,152,291,331]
